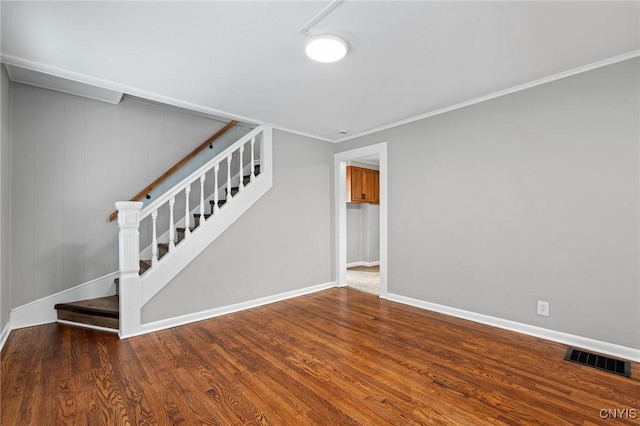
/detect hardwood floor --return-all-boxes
[2,288,638,425]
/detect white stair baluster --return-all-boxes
[226,154,233,201]
[239,144,245,192]
[213,164,220,213]
[199,174,206,224]
[169,197,175,250]
[184,185,191,239]
[250,137,256,182]
[151,209,158,266]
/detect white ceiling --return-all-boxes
[2,1,639,142]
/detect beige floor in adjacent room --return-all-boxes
[346,265,380,295]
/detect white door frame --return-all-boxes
[334,142,388,297]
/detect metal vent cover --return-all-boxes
[564,347,631,378]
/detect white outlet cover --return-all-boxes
[537,301,549,317]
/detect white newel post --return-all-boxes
[115,201,143,338]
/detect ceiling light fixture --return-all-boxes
[305,35,348,63]
[299,1,347,63]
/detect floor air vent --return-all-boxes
[564,348,631,377]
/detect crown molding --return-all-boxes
[3,50,638,145]
[0,53,263,126]
[335,49,640,143]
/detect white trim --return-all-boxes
[346,261,380,268]
[0,54,334,143]
[136,129,273,308]
[335,143,388,297]
[299,0,344,37]
[0,321,10,352]
[0,54,262,127]
[4,63,123,104]
[139,160,261,259]
[271,124,333,143]
[123,282,336,339]
[335,49,640,143]
[56,320,118,334]
[139,126,266,220]
[385,293,640,363]
[9,271,118,329]
[3,51,638,144]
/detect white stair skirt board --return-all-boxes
[122,282,336,339]
[139,161,261,259]
[384,293,640,363]
[139,169,272,307]
[0,322,11,352]
[9,271,118,330]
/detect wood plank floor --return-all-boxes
[2,288,638,425]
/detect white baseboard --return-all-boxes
[56,319,118,334]
[10,271,118,329]
[385,293,640,363]
[347,261,380,268]
[122,281,337,338]
[0,321,11,352]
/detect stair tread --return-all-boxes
[176,227,196,232]
[55,295,119,318]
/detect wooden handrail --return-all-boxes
[109,120,238,222]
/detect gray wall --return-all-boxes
[336,58,640,349]
[10,85,231,308]
[142,130,334,322]
[347,204,362,263]
[347,203,380,265]
[1,65,11,331]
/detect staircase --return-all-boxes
[54,125,272,336]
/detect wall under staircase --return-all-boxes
[116,125,273,337]
[3,82,336,344]
[6,119,336,340]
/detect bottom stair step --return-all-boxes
[55,295,119,330]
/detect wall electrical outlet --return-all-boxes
[537,301,549,317]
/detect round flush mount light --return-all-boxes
[305,35,348,63]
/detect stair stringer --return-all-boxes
[118,130,272,339]
[139,160,260,260]
[140,170,272,307]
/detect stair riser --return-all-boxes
[158,244,169,259]
[57,310,119,329]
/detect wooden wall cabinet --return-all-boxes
[347,166,379,204]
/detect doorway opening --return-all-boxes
[335,143,387,297]
[346,264,380,295]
